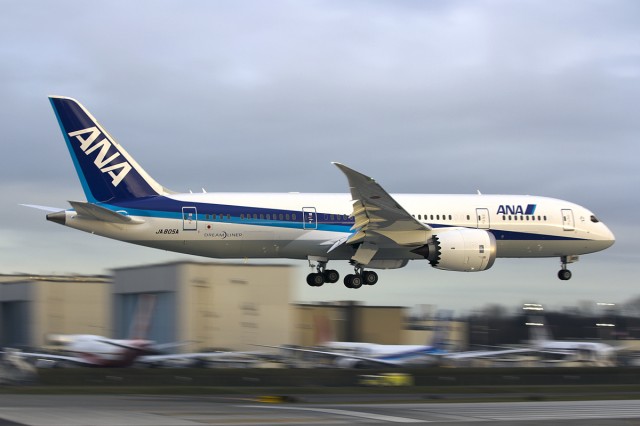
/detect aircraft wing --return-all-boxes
[333,163,430,263]
[443,347,531,360]
[254,344,406,367]
[5,351,96,367]
[138,351,254,365]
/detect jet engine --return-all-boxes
[412,228,497,272]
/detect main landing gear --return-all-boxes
[305,257,378,289]
[343,266,378,289]
[306,258,339,287]
[558,255,578,281]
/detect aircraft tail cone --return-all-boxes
[46,211,66,225]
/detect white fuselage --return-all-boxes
[58,192,615,266]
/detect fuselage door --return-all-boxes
[476,208,490,229]
[302,207,317,229]
[182,206,197,231]
[561,209,575,231]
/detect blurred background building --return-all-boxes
[112,261,294,352]
[0,275,110,348]
[1,261,639,362]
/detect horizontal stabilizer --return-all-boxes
[20,204,65,212]
[69,201,144,224]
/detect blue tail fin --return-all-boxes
[430,310,453,351]
[49,96,167,203]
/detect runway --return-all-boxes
[1,395,640,425]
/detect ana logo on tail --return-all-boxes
[68,127,132,187]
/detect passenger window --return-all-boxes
[292,213,297,220]
[286,214,290,220]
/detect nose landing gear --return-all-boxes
[558,255,579,280]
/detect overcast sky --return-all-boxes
[1,1,638,313]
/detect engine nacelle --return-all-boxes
[413,228,497,272]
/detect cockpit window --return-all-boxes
[590,215,600,223]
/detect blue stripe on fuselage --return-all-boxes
[104,196,353,232]
[90,196,584,241]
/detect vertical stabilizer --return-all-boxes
[430,310,453,351]
[528,316,551,344]
[49,96,167,203]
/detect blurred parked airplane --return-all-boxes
[260,316,528,368]
[8,295,247,367]
[13,334,213,368]
[25,97,615,288]
[524,320,622,366]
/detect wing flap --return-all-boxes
[333,163,431,260]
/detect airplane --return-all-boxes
[10,334,252,368]
[259,317,452,368]
[25,96,615,288]
[523,319,622,366]
[258,316,535,368]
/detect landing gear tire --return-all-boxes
[306,273,324,287]
[558,269,572,281]
[344,274,362,289]
[362,271,378,285]
[350,274,363,289]
[344,274,353,288]
[323,269,340,284]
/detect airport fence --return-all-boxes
[33,367,640,388]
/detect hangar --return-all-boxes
[1,263,466,355]
[0,274,110,348]
[1,262,294,352]
[112,261,294,352]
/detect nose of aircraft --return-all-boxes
[600,223,616,250]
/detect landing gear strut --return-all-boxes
[558,255,578,280]
[344,265,378,289]
[306,257,339,287]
